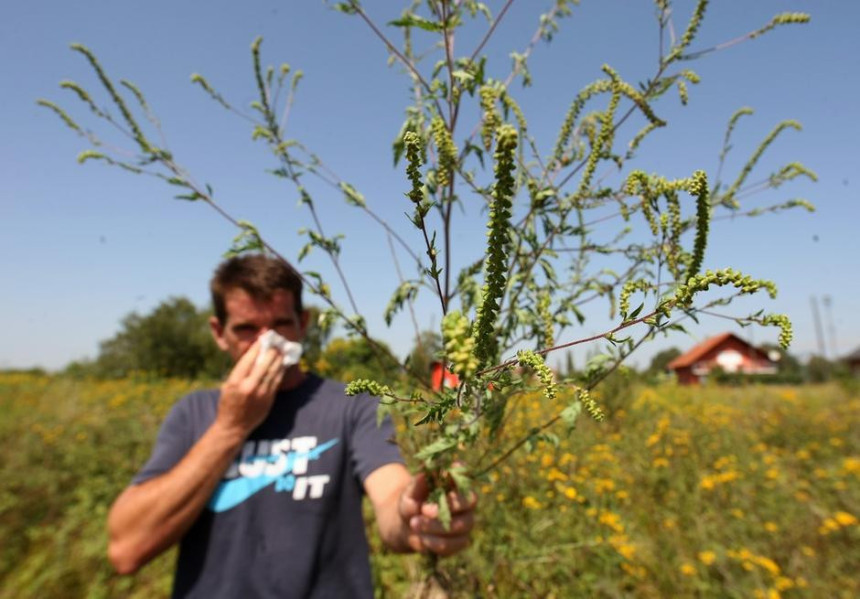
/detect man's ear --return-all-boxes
[209,316,230,352]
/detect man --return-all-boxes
[108,254,475,597]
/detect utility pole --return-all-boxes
[822,295,837,357]
[810,295,826,357]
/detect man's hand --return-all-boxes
[398,471,477,557]
[107,339,285,575]
[214,338,286,438]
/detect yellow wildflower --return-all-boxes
[679,562,696,576]
[697,551,716,565]
[616,543,636,560]
[598,511,625,533]
[547,468,568,482]
[522,496,542,510]
[834,511,857,527]
[819,518,839,535]
[756,556,780,576]
[594,478,615,494]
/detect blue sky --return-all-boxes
[2,0,858,371]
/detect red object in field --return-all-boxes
[430,361,460,391]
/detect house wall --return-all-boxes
[675,366,697,385]
[697,337,774,375]
[674,337,777,385]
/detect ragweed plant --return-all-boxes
[42,1,814,593]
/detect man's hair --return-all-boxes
[210,254,303,324]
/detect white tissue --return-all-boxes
[256,330,303,368]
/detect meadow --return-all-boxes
[1,372,857,597]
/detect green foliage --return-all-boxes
[441,311,477,381]
[313,336,398,384]
[472,124,517,367]
[82,297,229,380]
[517,349,557,401]
[8,374,857,597]
[805,355,849,384]
[300,305,332,368]
[407,329,443,386]
[648,347,683,375]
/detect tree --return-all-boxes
[313,336,399,384]
[648,347,682,375]
[805,355,847,384]
[408,330,443,386]
[759,342,802,376]
[300,305,333,368]
[89,297,230,379]
[42,2,813,592]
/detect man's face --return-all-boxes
[209,287,308,362]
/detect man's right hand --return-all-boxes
[215,338,286,438]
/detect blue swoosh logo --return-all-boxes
[208,438,339,512]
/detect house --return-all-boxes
[667,332,778,385]
[845,346,860,377]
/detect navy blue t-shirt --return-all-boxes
[132,373,403,598]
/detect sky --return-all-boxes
[2,0,858,372]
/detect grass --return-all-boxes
[0,372,857,597]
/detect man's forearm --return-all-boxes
[107,422,244,574]
[364,464,418,553]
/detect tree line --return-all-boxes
[58,296,852,387]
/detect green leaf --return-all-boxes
[451,69,474,84]
[448,463,472,495]
[384,281,418,326]
[174,193,201,202]
[339,182,366,208]
[297,243,313,262]
[388,14,445,32]
[376,400,393,427]
[433,487,452,531]
[415,437,457,461]
[332,2,359,15]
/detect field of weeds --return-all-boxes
[1,373,857,598]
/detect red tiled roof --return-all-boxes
[667,332,767,370]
